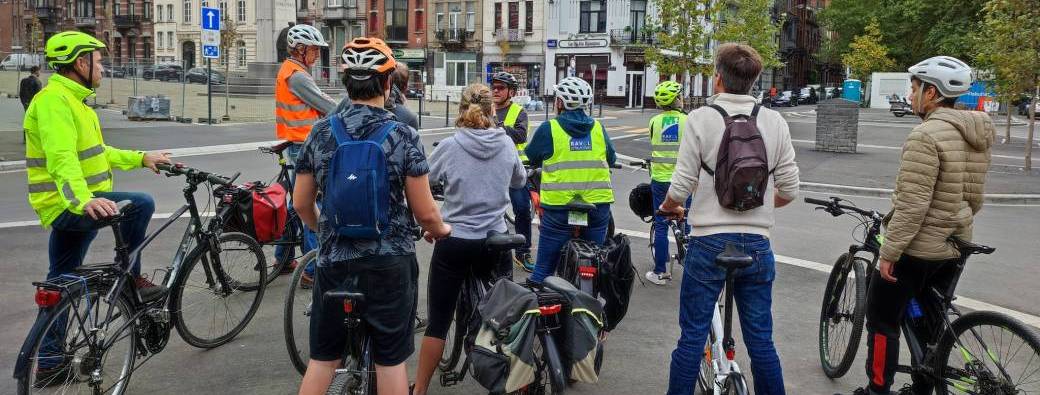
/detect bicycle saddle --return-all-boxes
[950,238,995,256]
[96,200,135,228]
[564,199,597,213]
[485,231,527,252]
[715,243,754,270]
[541,276,579,295]
[266,141,294,155]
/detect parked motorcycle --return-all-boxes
[888,94,912,117]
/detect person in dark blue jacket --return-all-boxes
[524,77,617,283]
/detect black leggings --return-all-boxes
[864,254,960,394]
[424,237,511,340]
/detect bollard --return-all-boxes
[444,93,450,127]
[418,93,424,129]
[598,96,603,118]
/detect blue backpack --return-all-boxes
[323,114,398,239]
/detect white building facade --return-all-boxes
[157,0,258,71]
[482,0,545,99]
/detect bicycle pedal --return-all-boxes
[439,372,461,387]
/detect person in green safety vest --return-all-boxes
[646,80,691,286]
[491,71,535,272]
[22,31,172,381]
[524,76,617,283]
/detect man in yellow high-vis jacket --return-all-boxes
[491,71,535,271]
[23,31,171,379]
[524,77,616,283]
[646,80,690,285]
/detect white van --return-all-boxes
[0,54,42,71]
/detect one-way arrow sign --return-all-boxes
[201,7,220,31]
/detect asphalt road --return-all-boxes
[1,106,1038,394]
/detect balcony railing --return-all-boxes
[114,15,142,28]
[609,29,654,47]
[75,16,97,27]
[35,6,58,20]
[494,29,525,43]
[436,28,473,44]
[385,25,408,43]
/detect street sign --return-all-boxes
[203,45,220,59]
[202,30,219,46]
[201,7,220,31]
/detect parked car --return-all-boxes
[143,64,184,82]
[1018,97,1040,116]
[774,91,796,107]
[185,68,226,85]
[0,54,42,70]
[103,66,127,78]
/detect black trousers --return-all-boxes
[424,237,511,340]
[864,254,961,394]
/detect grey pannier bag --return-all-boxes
[542,276,604,383]
[470,279,540,393]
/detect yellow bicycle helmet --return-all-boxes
[654,81,682,107]
[46,31,106,68]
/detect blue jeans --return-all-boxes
[39,191,155,368]
[276,143,319,276]
[530,204,611,283]
[651,180,690,274]
[667,233,785,395]
[509,185,533,254]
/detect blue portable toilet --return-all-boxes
[842,79,862,102]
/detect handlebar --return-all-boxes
[157,163,239,186]
[804,196,879,218]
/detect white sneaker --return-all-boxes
[645,271,669,286]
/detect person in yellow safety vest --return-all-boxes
[524,76,617,283]
[274,23,334,281]
[23,31,172,379]
[646,80,691,286]
[491,71,535,272]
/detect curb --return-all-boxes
[800,182,1040,205]
[1,160,24,171]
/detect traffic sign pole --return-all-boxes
[208,58,212,124]
[200,6,221,125]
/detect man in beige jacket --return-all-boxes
[844,56,994,395]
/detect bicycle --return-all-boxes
[692,242,754,395]
[808,197,1040,394]
[284,249,319,375]
[512,277,576,395]
[14,163,267,394]
[632,159,689,280]
[438,232,527,387]
[323,288,376,395]
[805,196,883,378]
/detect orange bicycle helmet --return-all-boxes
[341,37,396,78]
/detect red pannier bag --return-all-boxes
[219,181,288,243]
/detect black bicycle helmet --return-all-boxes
[491,71,519,89]
[628,183,654,221]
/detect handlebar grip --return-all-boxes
[156,163,174,172]
[804,197,831,206]
[610,163,623,169]
[207,173,232,186]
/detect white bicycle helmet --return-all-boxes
[286,24,329,49]
[554,77,593,110]
[907,56,972,98]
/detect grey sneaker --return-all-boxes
[645,271,669,286]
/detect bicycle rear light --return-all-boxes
[539,304,562,316]
[726,349,735,361]
[35,288,61,308]
[342,299,354,314]
[578,266,597,279]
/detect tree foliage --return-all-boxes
[841,19,897,80]
[644,0,720,77]
[713,0,783,69]
[819,0,985,69]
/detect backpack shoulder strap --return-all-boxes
[750,104,761,118]
[329,114,352,145]
[701,161,715,176]
[367,120,399,145]
[708,104,730,119]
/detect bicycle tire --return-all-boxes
[284,250,317,376]
[540,333,567,395]
[438,293,467,373]
[818,253,867,378]
[18,289,137,395]
[265,211,304,284]
[933,310,1040,395]
[671,223,687,277]
[723,372,749,395]
[648,221,660,273]
[694,340,717,395]
[325,354,373,395]
[171,232,267,348]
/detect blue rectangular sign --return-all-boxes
[547,39,558,48]
[203,45,220,59]
[201,7,220,31]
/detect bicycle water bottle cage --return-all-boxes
[715,243,753,270]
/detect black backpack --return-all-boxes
[701,104,772,212]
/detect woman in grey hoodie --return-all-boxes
[413,83,527,395]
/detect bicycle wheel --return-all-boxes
[285,250,317,375]
[557,241,579,285]
[933,310,1040,395]
[262,211,305,285]
[325,355,374,395]
[171,232,267,348]
[538,333,567,395]
[723,372,749,395]
[648,221,660,272]
[695,340,717,395]
[438,294,467,373]
[18,289,137,395]
[818,253,867,378]
[672,229,687,278]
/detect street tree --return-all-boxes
[841,18,896,81]
[644,0,721,91]
[220,14,239,120]
[976,0,1040,170]
[712,0,783,69]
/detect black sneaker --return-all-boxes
[135,276,168,302]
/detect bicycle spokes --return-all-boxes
[942,324,1040,394]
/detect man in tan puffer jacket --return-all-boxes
[843,56,994,395]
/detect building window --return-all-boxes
[435,3,442,30]
[166,5,172,21]
[168,32,174,50]
[508,1,518,30]
[444,53,476,86]
[384,0,407,42]
[447,2,459,29]
[327,0,341,6]
[493,2,501,31]
[630,0,646,37]
[579,0,605,33]
[524,0,532,33]
[157,32,163,49]
[219,0,226,17]
[113,0,120,16]
[156,4,162,21]
[237,0,245,21]
[465,1,474,32]
[77,0,94,17]
[237,40,246,66]
[415,11,424,31]
[184,0,191,22]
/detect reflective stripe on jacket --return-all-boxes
[505,103,528,161]
[24,73,144,227]
[275,60,321,142]
[540,119,614,206]
[649,110,686,182]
